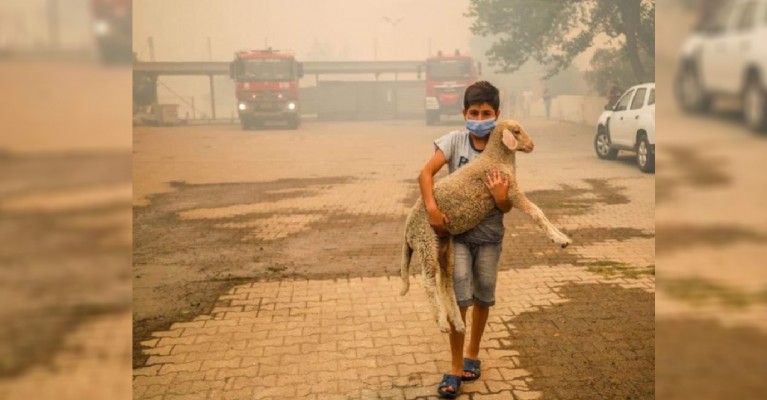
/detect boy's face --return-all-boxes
[463,102,498,121]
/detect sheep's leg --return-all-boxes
[510,189,572,247]
[439,236,465,333]
[416,240,451,333]
[399,241,413,296]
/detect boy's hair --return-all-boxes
[464,81,500,112]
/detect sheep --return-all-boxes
[399,119,572,333]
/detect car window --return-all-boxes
[614,89,635,111]
[648,89,655,105]
[737,1,757,31]
[631,88,648,110]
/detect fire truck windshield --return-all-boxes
[427,59,472,81]
[239,59,295,81]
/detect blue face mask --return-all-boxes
[465,118,496,138]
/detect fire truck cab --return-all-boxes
[423,50,481,125]
[91,0,132,64]
[230,49,303,130]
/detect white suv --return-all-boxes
[594,83,656,173]
[675,0,767,132]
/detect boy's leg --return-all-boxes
[449,307,468,376]
[467,304,489,359]
[466,242,502,359]
[442,242,474,392]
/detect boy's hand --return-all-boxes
[485,169,509,202]
[427,206,450,237]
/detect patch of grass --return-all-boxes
[578,260,655,279]
[660,277,766,309]
[266,264,287,273]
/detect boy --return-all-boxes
[418,81,511,398]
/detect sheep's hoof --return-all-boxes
[438,318,451,333]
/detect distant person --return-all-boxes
[522,88,533,118]
[508,90,517,117]
[542,86,552,119]
[607,82,623,108]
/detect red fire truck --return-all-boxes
[91,0,132,64]
[229,48,304,130]
[423,50,481,125]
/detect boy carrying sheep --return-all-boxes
[418,81,509,398]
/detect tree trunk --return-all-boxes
[617,0,647,82]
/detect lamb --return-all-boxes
[399,119,572,333]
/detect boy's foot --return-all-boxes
[462,358,481,381]
[437,374,462,399]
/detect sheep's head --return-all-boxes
[494,119,534,153]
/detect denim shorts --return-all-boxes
[453,241,502,308]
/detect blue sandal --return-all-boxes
[462,358,481,381]
[437,374,462,398]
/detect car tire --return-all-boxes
[743,74,767,133]
[636,135,655,173]
[594,126,619,160]
[676,64,711,113]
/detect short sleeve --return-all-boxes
[433,132,455,163]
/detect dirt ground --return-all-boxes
[505,283,655,399]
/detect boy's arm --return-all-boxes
[418,149,450,236]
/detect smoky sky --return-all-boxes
[133,0,474,62]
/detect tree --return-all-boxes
[585,46,654,96]
[467,0,655,83]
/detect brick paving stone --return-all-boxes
[147,354,186,365]
[159,361,202,375]
[208,387,254,400]
[473,391,518,400]
[513,389,543,399]
[152,330,182,339]
[134,365,162,377]
[144,345,173,356]
[142,384,170,398]
[157,336,196,347]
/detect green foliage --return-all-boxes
[585,46,655,95]
[467,0,655,83]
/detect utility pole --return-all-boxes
[148,37,156,61]
[209,74,216,120]
[382,17,403,59]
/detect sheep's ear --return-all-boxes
[502,129,518,150]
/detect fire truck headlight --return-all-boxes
[94,20,110,36]
[238,103,247,111]
[287,102,297,111]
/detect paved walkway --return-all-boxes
[134,266,654,400]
